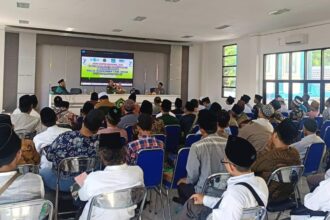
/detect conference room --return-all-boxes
[1,0,330,219]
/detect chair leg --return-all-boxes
[166,189,172,220]
[54,183,59,220]
[138,191,148,219]
[275,211,282,220]
[148,190,152,213]
[159,187,166,220]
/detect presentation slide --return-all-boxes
[80,50,134,86]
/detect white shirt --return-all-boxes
[33,125,71,169]
[243,104,253,114]
[291,134,324,160]
[252,118,274,133]
[11,112,41,135]
[223,104,234,111]
[13,108,40,119]
[204,173,268,220]
[156,111,176,118]
[78,164,144,220]
[0,171,44,205]
[304,176,330,213]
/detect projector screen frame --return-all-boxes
[80,49,134,87]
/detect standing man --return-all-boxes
[55,79,69,94]
[155,82,165,95]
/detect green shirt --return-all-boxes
[158,114,179,126]
[55,86,69,94]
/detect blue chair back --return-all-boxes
[246,113,254,120]
[136,148,164,188]
[170,148,190,189]
[315,117,323,129]
[303,143,325,175]
[230,126,238,136]
[324,127,330,150]
[152,134,166,145]
[191,125,200,134]
[165,125,181,153]
[299,117,309,130]
[282,112,289,118]
[125,125,134,142]
[185,134,202,148]
[321,121,330,140]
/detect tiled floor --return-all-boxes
[140,177,311,220]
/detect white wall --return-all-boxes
[189,22,330,106]
[169,45,182,95]
[0,26,5,112]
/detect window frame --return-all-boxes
[263,47,330,111]
[222,44,237,98]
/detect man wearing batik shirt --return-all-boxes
[126,114,164,165]
[290,96,305,121]
[41,109,104,192]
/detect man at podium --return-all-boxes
[55,79,69,94]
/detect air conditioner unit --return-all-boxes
[284,34,308,45]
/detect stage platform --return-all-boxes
[49,94,180,115]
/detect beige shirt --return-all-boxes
[238,121,272,153]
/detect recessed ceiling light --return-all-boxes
[65,27,74,31]
[181,35,193,38]
[165,0,181,2]
[112,29,123,32]
[17,2,30,9]
[268,8,291,16]
[19,19,29,24]
[215,25,231,30]
[133,16,147,21]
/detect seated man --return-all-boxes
[126,114,164,165]
[238,104,274,153]
[291,118,324,161]
[251,118,301,203]
[41,109,104,192]
[174,110,227,204]
[95,92,115,109]
[117,99,138,129]
[12,95,40,119]
[0,124,44,204]
[33,107,71,170]
[177,136,268,220]
[157,99,179,126]
[152,96,162,115]
[11,94,41,136]
[55,79,69,94]
[180,101,197,138]
[78,133,144,220]
[57,101,77,127]
[217,110,231,139]
[290,96,305,121]
[240,94,253,114]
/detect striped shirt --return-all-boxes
[126,136,164,165]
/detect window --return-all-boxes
[263,48,330,111]
[222,44,237,97]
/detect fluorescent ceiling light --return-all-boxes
[17,2,30,9]
[268,8,291,16]
[65,27,74,31]
[133,16,147,21]
[112,29,123,32]
[215,25,231,30]
[19,20,29,24]
[165,0,181,2]
[181,35,193,38]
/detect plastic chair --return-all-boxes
[165,125,181,153]
[136,148,165,219]
[246,113,254,120]
[191,124,200,134]
[266,165,305,220]
[86,186,147,220]
[299,117,309,130]
[0,199,53,220]
[282,112,289,118]
[320,120,330,140]
[17,164,39,174]
[241,206,267,220]
[163,147,190,220]
[55,157,97,219]
[324,127,330,150]
[230,126,239,136]
[125,125,134,143]
[184,134,202,148]
[202,172,231,198]
[152,134,166,145]
[303,143,325,176]
[315,116,323,130]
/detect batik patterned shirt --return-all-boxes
[45,130,99,170]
